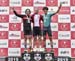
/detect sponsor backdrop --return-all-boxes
[0,0,75,57]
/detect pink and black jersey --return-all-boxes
[13,10,32,35]
[13,10,31,30]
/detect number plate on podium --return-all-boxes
[6,57,21,61]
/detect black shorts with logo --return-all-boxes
[33,27,41,36]
[23,23,32,35]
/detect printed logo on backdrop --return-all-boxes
[46,0,58,6]
[58,31,70,39]
[58,0,70,6]
[71,40,75,48]
[22,0,33,6]
[8,48,20,56]
[0,15,9,22]
[59,40,71,48]
[58,48,71,57]
[71,7,75,14]
[71,23,75,31]
[9,40,20,48]
[58,15,70,23]
[51,23,58,31]
[46,39,58,48]
[9,31,21,39]
[34,0,46,6]
[9,0,21,6]
[71,0,75,6]
[0,40,8,48]
[0,31,8,39]
[0,7,9,14]
[0,23,8,31]
[0,0,9,6]
[9,15,21,23]
[53,40,58,48]
[0,48,8,56]
[58,7,70,14]
[46,39,51,48]
[21,39,25,48]
[9,23,21,31]
[58,23,70,31]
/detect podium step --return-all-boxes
[2,55,71,61]
[21,51,54,61]
[6,57,21,61]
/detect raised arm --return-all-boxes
[51,3,62,15]
[12,8,23,18]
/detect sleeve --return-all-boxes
[40,15,43,21]
[48,11,55,16]
[50,12,56,16]
[13,10,23,18]
[31,14,34,23]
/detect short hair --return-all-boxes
[43,7,48,10]
[25,9,31,13]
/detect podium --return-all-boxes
[6,57,21,61]
[22,51,32,61]
[21,51,54,61]
[1,52,71,61]
[44,52,54,61]
[54,56,71,61]
[0,57,6,61]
